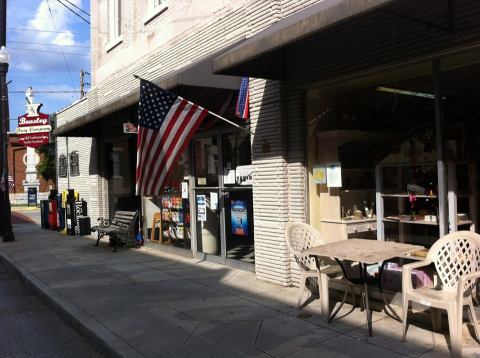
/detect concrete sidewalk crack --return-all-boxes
[180,321,199,349]
[254,319,263,345]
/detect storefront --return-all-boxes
[143,122,255,270]
[306,56,479,249]
[213,0,480,284]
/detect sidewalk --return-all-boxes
[1,222,479,358]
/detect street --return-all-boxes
[0,254,102,357]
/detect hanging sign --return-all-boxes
[16,112,51,148]
[123,122,138,134]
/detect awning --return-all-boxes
[54,47,243,137]
[212,0,393,78]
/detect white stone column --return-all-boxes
[23,147,40,194]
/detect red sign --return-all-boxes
[16,112,52,148]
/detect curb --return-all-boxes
[0,250,144,358]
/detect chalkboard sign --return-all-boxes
[27,187,37,206]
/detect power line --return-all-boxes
[7,27,90,35]
[45,0,77,94]
[9,46,89,56]
[56,0,90,24]
[10,40,90,48]
[9,90,82,93]
[62,0,90,17]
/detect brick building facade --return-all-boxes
[7,133,54,200]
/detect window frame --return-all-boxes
[106,0,123,52]
[58,154,67,178]
[69,151,80,177]
[144,0,169,25]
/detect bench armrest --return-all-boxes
[97,217,111,227]
[402,260,432,292]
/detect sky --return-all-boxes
[6,0,91,131]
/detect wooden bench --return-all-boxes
[91,211,139,252]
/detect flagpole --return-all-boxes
[205,109,252,136]
[133,74,253,136]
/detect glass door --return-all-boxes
[192,130,254,269]
[222,131,254,267]
[193,136,224,263]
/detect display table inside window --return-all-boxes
[376,161,476,246]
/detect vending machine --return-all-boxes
[48,189,58,230]
[65,190,76,235]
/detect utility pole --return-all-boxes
[0,0,4,235]
[79,69,84,98]
[79,69,90,99]
[0,0,14,241]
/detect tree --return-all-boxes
[37,143,56,184]
[37,114,56,186]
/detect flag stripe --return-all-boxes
[0,174,14,192]
[137,99,186,194]
[135,126,146,193]
[146,101,195,194]
[136,128,154,194]
[151,104,204,194]
[136,79,208,196]
[141,100,190,194]
[154,107,207,194]
[236,77,249,120]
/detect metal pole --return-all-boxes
[0,0,5,235]
[1,63,14,241]
[433,59,448,237]
[0,0,14,241]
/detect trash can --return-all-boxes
[48,189,58,230]
[66,189,76,236]
[40,200,49,229]
[78,216,91,235]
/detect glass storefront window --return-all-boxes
[307,63,478,248]
[193,137,218,187]
[144,150,191,250]
[222,131,252,187]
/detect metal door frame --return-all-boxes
[191,128,254,271]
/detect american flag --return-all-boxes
[235,77,249,120]
[0,172,14,192]
[136,79,208,195]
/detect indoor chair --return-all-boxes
[402,231,480,357]
[285,222,351,320]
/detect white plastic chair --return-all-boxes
[285,222,347,319]
[402,231,480,357]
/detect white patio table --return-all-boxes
[304,239,423,337]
